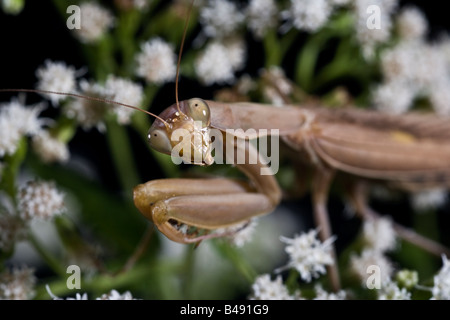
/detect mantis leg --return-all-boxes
[348,181,450,257]
[312,167,341,292]
[134,139,282,244]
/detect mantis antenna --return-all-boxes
[175,0,195,116]
[0,88,171,128]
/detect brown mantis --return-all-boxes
[2,2,450,294]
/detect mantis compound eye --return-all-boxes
[148,128,172,155]
[186,98,211,127]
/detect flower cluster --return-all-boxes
[0,266,36,300]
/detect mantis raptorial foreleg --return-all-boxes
[133,135,282,243]
[348,181,450,257]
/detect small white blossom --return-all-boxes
[381,41,448,94]
[313,285,346,300]
[18,180,66,221]
[135,38,177,85]
[195,41,242,85]
[0,266,36,300]
[36,60,77,105]
[223,37,246,72]
[249,274,298,300]
[46,285,88,300]
[32,130,70,164]
[362,217,397,252]
[429,80,450,116]
[277,229,335,282]
[350,249,393,285]
[219,219,258,247]
[64,80,108,130]
[282,0,332,32]
[395,270,419,290]
[96,289,137,300]
[104,76,144,124]
[411,189,447,212]
[74,3,114,43]
[199,0,244,38]
[246,0,278,39]
[378,280,411,300]
[396,6,428,41]
[431,255,450,300]
[372,80,415,114]
[0,213,26,251]
[353,0,398,59]
[0,99,44,157]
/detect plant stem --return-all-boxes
[105,117,140,194]
[28,232,66,277]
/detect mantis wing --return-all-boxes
[309,111,450,189]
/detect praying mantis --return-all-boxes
[2,2,450,293]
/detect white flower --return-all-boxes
[195,42,234,85]
[411,189,447,212]
[96,289,137,300]
[0,213,26,251]
[194,37,246,86]
[381,40,448,93]
[74,2,114,43]
[431,255,450,300]
[313,285,346,300]
[64,80,108,131]
[350,249,393,286]
[199,0,244,38]
[135,38,177,84]
[353,0,398,59]
[396,6,428,41]
[429,80,450,117]
[0,109,22,157]
[32,130,70,164]
[104,76,144,124]
[249,274,298,300]
[395,270,418,290]
[372,80,415,114]
[0,99,44,157]
[223,37,246,72]
[18,180,66,221]
[282,0,332,32]
[246,0,278,39]
[378,280,411,300]
[0,266,36,300]
[362,217,397,253]
[46,285,89,300]
[277,229,335,282]
[219,219,258,247]
[36,60,77,105]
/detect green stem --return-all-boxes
[213,241,257,283]
[1,137,27,200]
[105,117,140,194]
[181,245,196,299]
[28,232,66,277]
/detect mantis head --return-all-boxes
[147,98,215,166]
